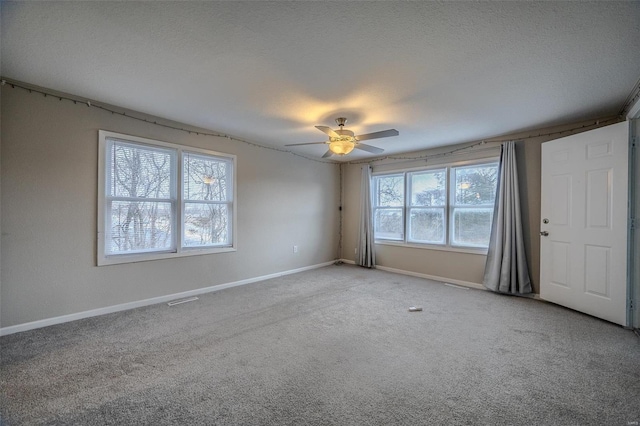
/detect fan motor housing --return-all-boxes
[335,129,355,138]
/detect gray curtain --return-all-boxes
[483,141,532,294]
[357,165,376,268]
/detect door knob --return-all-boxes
[540,231,549,236]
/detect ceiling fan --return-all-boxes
[285,117,399,158]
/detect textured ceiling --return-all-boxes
[2,1,639,161]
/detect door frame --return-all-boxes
[627,101,640,329]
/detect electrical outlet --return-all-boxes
[293,245,299,253]
[354,247,358,254]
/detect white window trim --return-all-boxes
[374,240,491,255]
[372,158,499,255]
[97,130,237,266]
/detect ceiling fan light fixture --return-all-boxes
[329,138,355,155]
[284,117,398,157]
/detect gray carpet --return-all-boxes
[1,264,639,425]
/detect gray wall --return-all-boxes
[1,86,340,328]
[341,117,622,293]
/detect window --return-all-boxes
[372,160,498,251]
[182,152,233,247]
[98,131,236,265]
[373,174,404,240]
[408,169,446,244]
[450,164,497,247]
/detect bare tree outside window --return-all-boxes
[454,165,498,205]
[108,142,174,254]
[452,164,498,247]
[99,131,236,264]
[409,170,446,243]
[183,153,232,246]
[373,175,404,240]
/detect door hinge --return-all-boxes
[631,218,636,230]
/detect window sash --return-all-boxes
[407,207,446,244]
[374,174,404,207]
[182,200,233,248]
[408,169,446,207]
[106,139,177,200]
[450,163,498,207]
[183,151,233,203]
[373,206,405,241]
[450,206,494,248]
[106,199,177,255]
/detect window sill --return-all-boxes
[374,240,488,256]
[97,246,237,266]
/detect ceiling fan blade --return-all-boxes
[284,142,328,146]
[355,143,384,154]
[355,129,399,141]
[315,125,339,138]
[322,149,334,158]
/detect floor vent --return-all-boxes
[167,296,199,306]
[444,283,469,290]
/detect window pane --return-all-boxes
[454,164,498,206]
[374,209,404,240]
[452,208,493,247]
[109,201,173,253]
[410,170,445,206]
[183,153,231,202]
[375,175,404,207]
[409,208,445,244]
[184,203,230,246]
[109,141,173,199]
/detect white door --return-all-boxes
[540,121,629,326]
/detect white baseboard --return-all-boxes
[359,262,543,298]
[341,260,485,291]
[376,264,485,290]
[0,261,335,336]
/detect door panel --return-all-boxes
[550,242,570,287]
[551,175,571,225]
[540,121,628,326]
[584,245,610,297]
[586,169,611,228]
